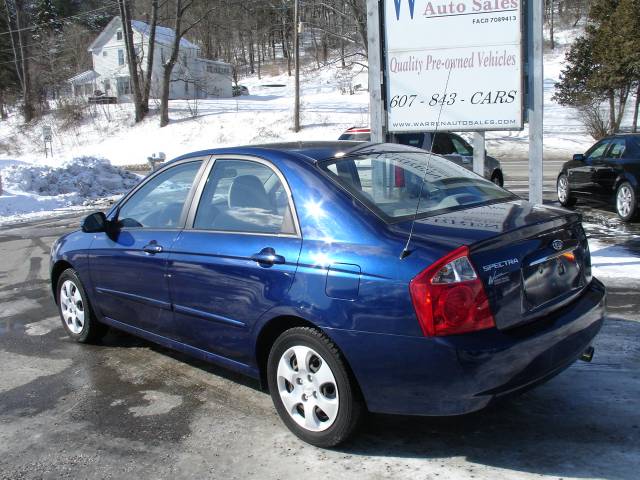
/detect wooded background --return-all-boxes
[2,0,638,137]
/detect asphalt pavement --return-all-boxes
[1,203,639,479]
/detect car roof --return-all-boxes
[169,141,424,165]
[608,133,640,138]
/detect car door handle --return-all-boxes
[251,248,285,266]
[143,243,163,254]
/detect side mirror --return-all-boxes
[573,153,585,162]
[81,212,108,233]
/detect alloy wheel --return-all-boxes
[558,176,568,203]
[617,184,633,218]
[59,279,85,334]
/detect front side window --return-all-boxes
[116,30,123,41]
[320,152,514,222]
[118,161,202,228]
[194,159,296,235]
[118,49,125,66]
[585,140,611,162]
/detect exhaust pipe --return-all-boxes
[579,346,595,362]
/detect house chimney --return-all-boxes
[144,12,150,24]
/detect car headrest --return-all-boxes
[228,175,270,209]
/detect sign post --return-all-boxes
[473,131,485,176]
[42,126,53,158]
[367,0,385,143]
[527,0,544,204]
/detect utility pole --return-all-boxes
[366,0,384,143]
[293,0,300,132]
[528,0,544,204]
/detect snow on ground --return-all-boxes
[583,219,640,294]
[589,239,640,283]
[0,64,369,169]
[0,157,139,226]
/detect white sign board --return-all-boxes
[384,0,523,132]
[42,125,52,142]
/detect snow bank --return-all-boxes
[0,157,139,224]
[2,156,138,197]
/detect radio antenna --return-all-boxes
[400,67,453,260]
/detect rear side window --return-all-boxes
[320,152,514,222]
[451,135,473,156]
[117,161,202,228]
[432,134,456,155]
[193,159,296,235]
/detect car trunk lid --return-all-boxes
[395,200,592,331]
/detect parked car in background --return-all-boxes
[233,85,249,96]
[338,127,504,186]
[557,134,640,221]
[51,142,604,447]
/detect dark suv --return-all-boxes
[339,127,504,186]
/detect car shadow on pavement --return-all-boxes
[334,395,638,479]
[100,328,263,392]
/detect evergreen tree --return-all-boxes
[553,0,640,133]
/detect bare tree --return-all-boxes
[118,0,144,122]
[159,0,215,127]
[3,0,35,122]
[140,0,158,116]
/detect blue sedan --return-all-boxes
[50,142,606,447]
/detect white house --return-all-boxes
[68,16,232,101]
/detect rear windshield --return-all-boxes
[320,152,515,222]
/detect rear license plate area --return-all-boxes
[522,251,584,311]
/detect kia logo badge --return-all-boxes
[552,239,564,251]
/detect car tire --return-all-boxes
[267,326,363,447]
[557,174,576,207]
[57,268,108,343]
[490,171,503,187]
[615,181,637,222]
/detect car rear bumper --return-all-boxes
[326,278,606,416]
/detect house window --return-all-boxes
[102,50,107,57]
[182,53,187,65]
[117,30,123,41]
[104,79,110,92]
[118,49,124,66]
[206,64,229,75]
[117,77,131,95]
[161,48,165,63]
[185,81,189,94]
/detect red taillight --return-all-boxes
[409,246,495,336]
